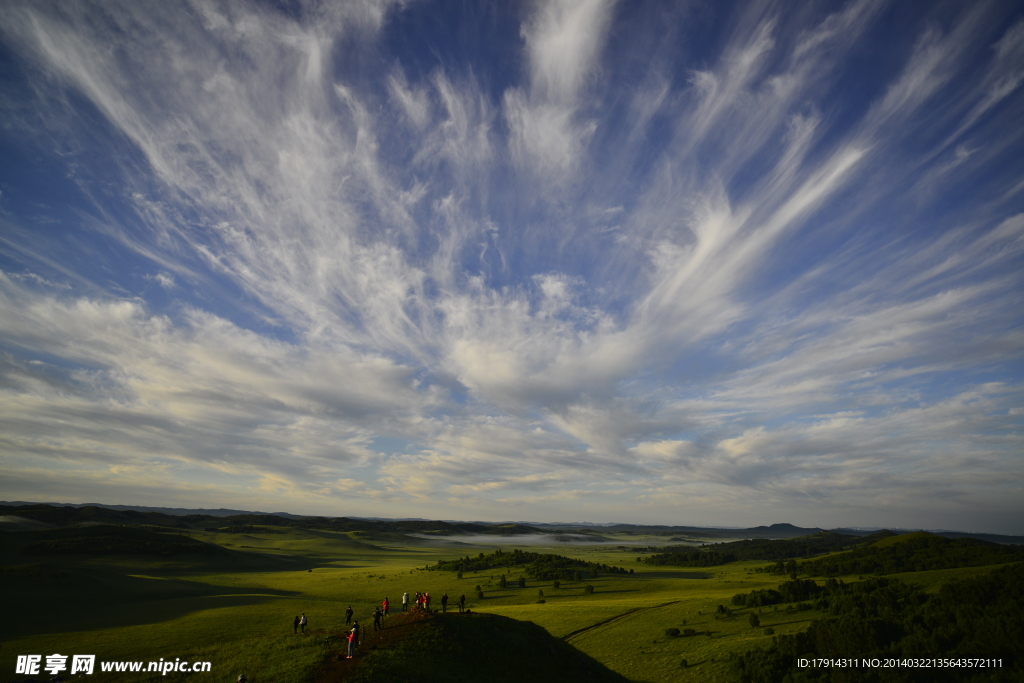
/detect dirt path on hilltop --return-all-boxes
[313,608,438,682]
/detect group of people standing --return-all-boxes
[341,596,389,658]
[401,591,466,613]
[409,591,433,611]
[296,588,473,660]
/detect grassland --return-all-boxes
[0,523,1017,682]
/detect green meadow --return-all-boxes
[1,522,1020,683]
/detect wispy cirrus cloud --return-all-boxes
[0,0,1022,532]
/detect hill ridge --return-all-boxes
[315,609,629,682]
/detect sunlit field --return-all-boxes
[4,523,1017,683]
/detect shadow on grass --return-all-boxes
[634,570,714,579]
[2,565,301,640]
[759,617,818,627]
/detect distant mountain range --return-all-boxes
[0,501,305,518]
[2,501,1021,544]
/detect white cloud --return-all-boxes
[0,1,1022,530]
[504,0,614,174]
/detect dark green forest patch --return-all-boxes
[732,562,1024,682]
[640,549,739,567]
[637,531,896,568]
[426,548,631,580]
[757,533,1024,578]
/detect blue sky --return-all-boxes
[1,0,1022,533]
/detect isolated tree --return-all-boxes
[537,589,544,598]
[584,584,594,595]
[553,579,560,589]
[573,570,582,582]
[499,575,506,589]
[749,613,760,628]
[518,576,526,588]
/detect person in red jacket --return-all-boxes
[382,597,389,618]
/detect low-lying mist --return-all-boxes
[408,533,674,546]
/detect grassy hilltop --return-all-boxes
[1,505,1022,682]
[321,609,628,683]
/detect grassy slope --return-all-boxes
[0,528,1012,683]
[341,611,629,683]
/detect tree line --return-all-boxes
[756,534,1024,578]
[427,548,631,580]
[637,531,894,567]
[0,503,542,536]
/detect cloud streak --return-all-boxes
[0,0,1022,533]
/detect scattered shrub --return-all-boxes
[680,659,688,668]
[763,627,774,635]
[665,628,680,637]
[583,584,594,594]
[682,629,696,637]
